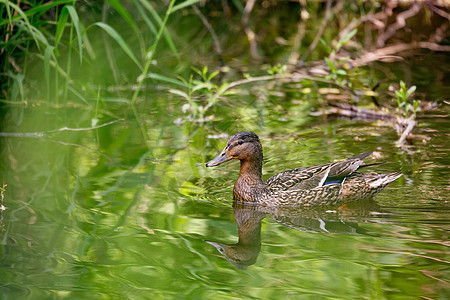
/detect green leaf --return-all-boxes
[146,73,188,87]
[169,89,189,100]
[8,72,24,102]
[106,0,136,29]
[320,38,332,54]
[106,0,145,54]
[217,82,230,93]
[66,6,83,63]
[325,57,336,73]
[80,22,96,60]
[208,70,220,81]
[44,45,56,96]
[137,0,179,59]
[192,83,212,92]
[413,99,420,114]
[406,85,416,98]
[55,6,69,47]
[94,22,142,70]
[133,0,157,35]
[340,29,357,44]
[231,0,245,13]
[172,0,203,12]
[17,0,74,19]
[192,67,202,77]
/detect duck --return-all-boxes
[206,131,402,207]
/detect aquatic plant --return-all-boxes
[0,0,200,104]
[394,80,420,118]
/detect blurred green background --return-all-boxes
[1,1,449,299]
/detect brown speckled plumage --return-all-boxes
[206,132,402,207]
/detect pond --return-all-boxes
[1,1,449,299]
[1,81,449,298]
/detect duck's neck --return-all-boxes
[233,158,266,202]
[238,158,263,181]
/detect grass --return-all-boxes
[0,0,201,105]
[1,0,444,126]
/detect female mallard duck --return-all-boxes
[206,132,402,207]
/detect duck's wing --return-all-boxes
[265,152,373,191]
[265,164,330,191]
[265,184,343,207]
[328,151,372,177]
[264,171,402,207]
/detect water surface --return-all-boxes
[1,90,449,299]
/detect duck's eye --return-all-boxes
[238,141,244,145]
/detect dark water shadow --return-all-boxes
[207,200,394,269]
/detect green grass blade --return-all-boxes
[172,0,203,12]
[106,0,146,57]
[137,0,179,59]
[55,6,69,47]
[44,45,56,97]
[132,0,157,35]
[0,1,49,51]
[0,0,74,26]
[146,73,188,87]
[106,0,136,28]
[93,22,143,70]
[66,6,83,63]
[231,0,244,13]
[67,86,89,105]
[137,0,162,27]
[3,0,12,26]
[80,22,96,60]
[18,0,74,20]
[8,72,24,102]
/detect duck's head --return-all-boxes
[206,132,263,167]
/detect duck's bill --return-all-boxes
[206,151,231,167]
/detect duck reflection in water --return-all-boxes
[207,200,391,269]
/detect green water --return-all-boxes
[1,88,449,298]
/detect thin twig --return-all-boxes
[300,0,333,64]
[192,5,224,63]
[376,3,422,47]
[429,22,449,44]
[242,0,261,60]
[211,73,335,104]
[288,0,307,66]
[397,117,416,146]
[46,119,124,133]
[0,119,123,137]
[427,2,450,20]
[351,42,450,67]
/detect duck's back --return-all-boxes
[265,152,372,191]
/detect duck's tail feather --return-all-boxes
[368,172,403,188]
[359,162,385,169]
[351,151,373,160]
